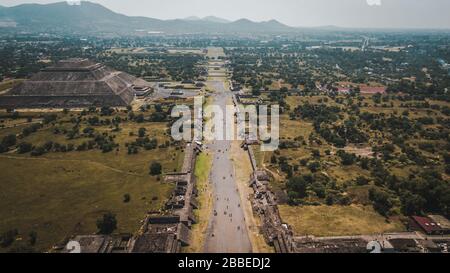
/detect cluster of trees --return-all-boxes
[101,52,204,81]
[128,111,169,124]
[1,106,177,157]
[365,156,450,217]
[292,103,368,147]
[286,173,350,206]
[126,128,159,154]
[0,229,37,250]
[22,123,42,137]
[291,103,341,124]
[0,134,16,153]
[24,131,118,157]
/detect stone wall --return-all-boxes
[245,145,293,253]
[129,142,201,253]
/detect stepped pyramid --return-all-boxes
[0,58,150,108]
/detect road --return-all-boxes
[203,77,252,253]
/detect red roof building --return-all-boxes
[409,216,443,235]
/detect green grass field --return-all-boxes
[185,152,213,253]
[0,114,183,252]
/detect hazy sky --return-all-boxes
[1,0,450,28]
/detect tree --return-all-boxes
[96,213,117,235]
[0,143,8,153]
[308,161,321,173]
[18,142,33,154]
[100,106,114,116]
[28,231,37,246]
[0,229,18,248]
[7,246,37,253]
[286,175,312,200]
[280,87,289,93]
[369,188,393,217]
[138,128,146,138]
[355,176,370,186]
[123,194,131,203]
[270,155,277,164]
[337,150,356,165]
[42,114,57,124]
[30,146,46,157]
[1,134,16,147]
[401,191,426,216]
[135,114,145,123]
[149,162,162,176]
[311,149,321,158]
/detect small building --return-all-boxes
[60,234,132,253]
[409,216,443,235]
[170,90,184,96]
[388,238,421,253]
[428,215,450,234]
[133,85,153,97]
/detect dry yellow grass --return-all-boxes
[279,205,405,237]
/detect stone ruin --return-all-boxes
[129,216,190,253]
[58,234,132,253]
[128,142,201,253]
[243,141,293,253]
[245,144,373,253]
[248,168,293,253]
[0,58,152,108]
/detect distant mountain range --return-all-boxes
[0,1,297,35]
[184,16,231,24]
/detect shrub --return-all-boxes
[17,142,33,154]
[308,161,321,173]
[123,194,131,203]
[337,150,356,165]
[30,146,46,157]
[0,229,18,248]
[149,162,162,176]
[28,231,37,246]
[96,213,117,235]
[1,134,16,147]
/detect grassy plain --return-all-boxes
[0,113,183,252]
[279,205,406,237]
